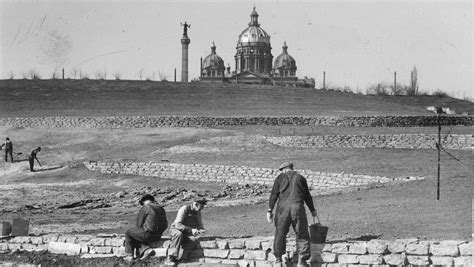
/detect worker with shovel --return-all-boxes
[29,147,42,172]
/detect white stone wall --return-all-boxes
[84,161,423,191]
[1,235,471,266]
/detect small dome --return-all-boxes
[202,42,225,70]
[237,7,270,44]
[274,42,296,69]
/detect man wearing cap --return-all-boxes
[166,197,207,264]
[267,162,317,267]
[1,137,13,163]
[124,194,168,261]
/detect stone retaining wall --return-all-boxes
[264,134,474,150]
[84,161,422,192]
[1,115,473,128]
[0,234,471,266]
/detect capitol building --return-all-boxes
[200,7,314,87]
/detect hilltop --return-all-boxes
[1,79,472,117]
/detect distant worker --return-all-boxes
[124,194,168,261]
[166,197,207,265]
[1,137,13,163]
[267,162,317,267]
[28,147,42,172]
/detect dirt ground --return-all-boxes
[0,125,472,265]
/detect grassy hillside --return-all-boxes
[1,79,472,117]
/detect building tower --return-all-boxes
[201,42,225,82]
[234,7,273,76]
[181,22,191,82]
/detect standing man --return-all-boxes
[267,162,317,267]
[124,194,168,261]
[1,137,13,163]
[29,147,41,172]
[166,197,207,265]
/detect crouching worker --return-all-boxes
[124,194,168,261]
[166,197,207,265]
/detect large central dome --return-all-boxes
[237,7,270,45]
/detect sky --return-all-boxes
[1,0,472,99]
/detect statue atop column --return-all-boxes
[181,21,191,36]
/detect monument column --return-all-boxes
[180,22,191,82]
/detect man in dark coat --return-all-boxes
[1,137,13,163]
[124,194,168,261]
[267,162,317,267]
[29,147,41,172]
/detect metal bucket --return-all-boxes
[309,223,328,244]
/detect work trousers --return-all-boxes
[124,227,162,257]
[28,157,34,172]
[5,149,13,163]
[273,203,311,263]
[168,227,198,260]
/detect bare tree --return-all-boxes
[51,68,59,79]
[158,71,168,82]
[390,84,405,95]
[28,69,41,79]
[138,68,145,80]
[8,71,15,79]
[366,83,390,95]
[79,70,89,79]
[70,68,80,79]
[406,66,419,96]
[94,69,106,80]
[113,72,122,80]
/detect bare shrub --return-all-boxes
[28,69,41,79]
[158,71,168,82]
[390,84,406,95]
[8,71,15,79]
[432,89,449,97]
[51,69,59,79]
[79,70,89,79]
[70,68,80,79]
[366,83,390,95]
[137,68,145,80]
[113,72,121,80]
[405,66,419,96]
[94,70,106,80]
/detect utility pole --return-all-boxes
[437,112,441,201]
[323,71,326,90]
[62,68,65,79]
[394,71,397,93]
[174,68,176,82]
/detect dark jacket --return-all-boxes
[136,203,168,235]
[3,141,12,151]
[269,170,315,212]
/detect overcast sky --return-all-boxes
[1,0,472,99]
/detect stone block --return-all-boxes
[246,240,262,250]
[237,260,251,267]
[42,234,59,243]
[254,261,273,267]
[348,243,367,254]
[330,243,349,254]
[459,242,472,256]
[199,240,218,249]
[113,247,127,257]
[439,240,467,246]
[430,256,454,266]
[337,254,359,264]
[244,250,267,261]
[366,240,387,254]
[261,241,272,251]
[312,252,336,263]
[203,249,230,259]
[22,244,39,252]
[453,256,472,266]
[204,258,222,264]
[388,240,406,253]
[0,243,8,252]
[406,255,429,265]
[383,254,407,265]
[217,240,229,249]
[153,248,168,257]
[430,243,459,257]
[87,238,106,246]
[48,241,81,256]
[9,236,31,244]
[406,241,429,255]
[358,254,383,265]
[78,242,89,253]
[89,246,113,254]
[65,236,78,244]
[76,235,95,243]
[80,254,115,259]
[105,238,125,247]
[29,236,43,245]
[7,243,21,252]
[229,249,246,259]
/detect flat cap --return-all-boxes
[279,162,294,171]
[194,197,208,205]
[139,194,155,205]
